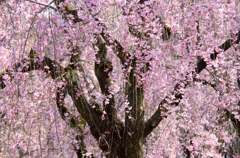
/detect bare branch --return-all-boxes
[24,0,57,11]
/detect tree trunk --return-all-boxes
[105,137,144,158]
[96,58,145,158]
[123,59,145,158]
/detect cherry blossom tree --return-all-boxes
[0,0,240,157]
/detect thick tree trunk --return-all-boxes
[105,138,143,158]
[122,59,145,158]
[96,58,145,158]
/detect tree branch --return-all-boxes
[0,49,103,140]
[144,31,240,138]
[24,0,57,11]
[48,0,126,154]
[0,49,62,89]
[100,32,127,65]
[94,34,118,124]
[196,31,240,73]
[56,85,88,158]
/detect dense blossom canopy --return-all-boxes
[0,0,240,157]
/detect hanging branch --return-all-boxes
[144,30,240,138]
